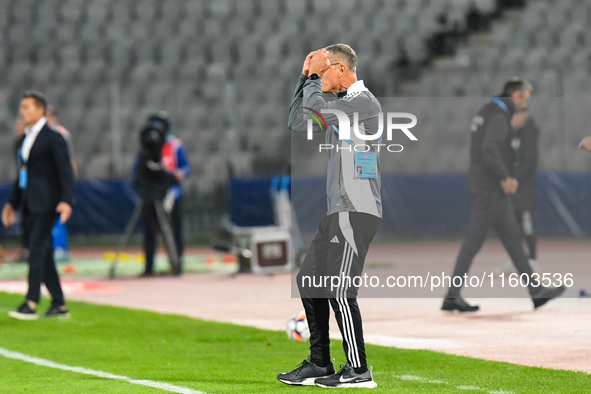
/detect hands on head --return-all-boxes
[302,49,331,78]
[302,51,315,77]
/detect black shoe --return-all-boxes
[8,302,38,320]
[277,356,335,386]
[45,304,71,318]
[315,363,377,389]
[441,297,479,312]
[171,266,182,277]
[532,285,565,309]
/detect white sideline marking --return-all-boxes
[394,374,445,384]
[393,374,513,394]
[0,347,208,394]
[397,374,425,381]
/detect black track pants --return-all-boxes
[297,211,380,369]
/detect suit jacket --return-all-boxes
[467,97,516,196]
[8,123,76,213]
[13,135,24,178]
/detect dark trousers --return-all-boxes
[20,210,31,252]
[447,191,534,298]
[25,209,65,306]
[297,212,381,370]
[144,198,183,274]
[514,209,537,260]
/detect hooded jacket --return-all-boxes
[467,96,516,195]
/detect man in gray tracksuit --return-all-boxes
[277,44,380,389]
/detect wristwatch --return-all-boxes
[309,73,320,80]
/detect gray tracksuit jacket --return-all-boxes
[288,74,382,219]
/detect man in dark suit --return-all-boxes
[2,90,76,320]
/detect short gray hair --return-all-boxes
[325,43,357,74]
[502,77,533,97]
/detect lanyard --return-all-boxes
[17,146,27,167]
[332,125,354,145]
[17,147,28,189]
[491,97,510,115]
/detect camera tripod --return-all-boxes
[109,198,180,278]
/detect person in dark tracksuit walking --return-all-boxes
[278,44,379,389]
[496,110,541,274]
[442,78,565,312]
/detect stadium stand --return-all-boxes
[408,0,591,173]
[1,0,590,184]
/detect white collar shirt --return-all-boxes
[21,117,46,163]
[346,80,369,94]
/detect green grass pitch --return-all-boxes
[0,292,588,393]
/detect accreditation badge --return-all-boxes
[19,166,28,189]
[354,152,377,179]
